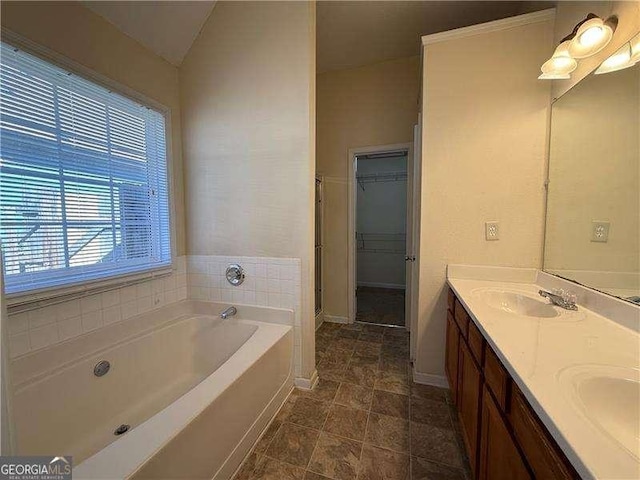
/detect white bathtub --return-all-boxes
[10,300,293,479]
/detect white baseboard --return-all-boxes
[294,369,319,390]
[412,369,449,389]
[323,315,349,324]
[357,282,405,290]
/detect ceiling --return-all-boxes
[82,1,552,71]
[83,1,216,66]
[317,1,554,73]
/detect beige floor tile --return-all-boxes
[265,423,320,467]
[323,404,368,441]
[307,432,362,480]
[358,444,410,480]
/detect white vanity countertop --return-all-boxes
[446,265,640,480]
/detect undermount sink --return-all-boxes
[472,288,561,318]
[559,365,640,460]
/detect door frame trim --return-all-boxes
[347,142,414,326]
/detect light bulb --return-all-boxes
[539,40,577,79]
[568,16,616,59]
[595,42,636,74]
[578,25,605,47]
[630,32,640,64]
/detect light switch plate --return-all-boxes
[485,221,499,241]
[591,221,610,243]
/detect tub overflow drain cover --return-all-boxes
[94,360,110,377]
[114,424,130,436]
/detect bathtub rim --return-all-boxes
[72,318,292,479]
[11,300,294,388]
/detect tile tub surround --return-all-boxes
[186,255,303,376]
[232,322,471,480]
[6,256,188,358]
[7,255,305,377]
[447,264,640,480]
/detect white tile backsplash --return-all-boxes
[186,255,303,375]
[7,256,187,358]
[6,254,303,375]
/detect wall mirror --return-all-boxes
[544,33,639,305]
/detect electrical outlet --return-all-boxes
[591,221,610,243]
[485,221,499,241]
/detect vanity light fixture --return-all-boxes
[568,14,617,59]
[538,40,577,80]
[595,32,640,75]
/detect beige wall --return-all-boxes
[416,15,554,377]
[180,1,316,378]
[1,1,187,256]
[552,1,640,100]
[317,56,420,317]
[545,64,639,274]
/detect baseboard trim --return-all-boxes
[412,369,449,389]
[294,369,319,390]
[315,312,324,331]
[323,315,349,324]
[357,282,405,290]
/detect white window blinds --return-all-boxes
[0,42,171,296]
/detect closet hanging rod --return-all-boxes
[357,150,408,160]
[356,171,408,186]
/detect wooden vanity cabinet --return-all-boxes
[457,339,482,475]
[446,287,580,480]
[479,386,532,480]
[445,311,460,405]
[510,386,576,480]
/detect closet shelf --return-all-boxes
[357,232,406,254]
[356,171,407,190]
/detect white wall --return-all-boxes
[357,156,407,289]
[179,1,317,380]
[416,12,554,379]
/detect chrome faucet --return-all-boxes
[538,290,578,310]
[220,306,237,319]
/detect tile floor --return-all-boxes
[356,287,405,327]
[233,322,470,480]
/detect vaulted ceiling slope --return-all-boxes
[82,1,553,72]
[317,1,554,73]
[83,1,216,66]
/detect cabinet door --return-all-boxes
[510,387,578,480]
[457,339,482,476]
[445,311,460,404]
[479,387,532,480]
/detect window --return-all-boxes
[0,42,171,296]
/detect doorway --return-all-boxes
[348,142,415,330]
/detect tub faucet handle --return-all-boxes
[220,306,237,319]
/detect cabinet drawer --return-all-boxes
[447,288,456,313]
[484,347,510,411]
[454,299,470,338]
[468,320,485,366]
[510,387,578,480]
